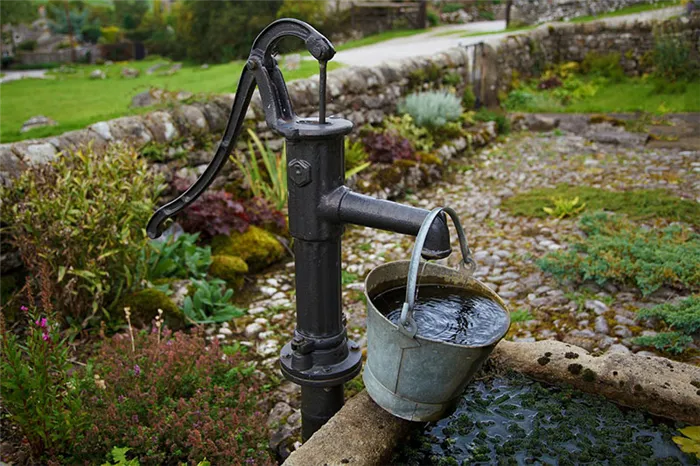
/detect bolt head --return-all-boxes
[288,159,312,187]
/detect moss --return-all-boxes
[119,288,185,330]
[582,368,597,382]
[374,166,404,187]
[418,152,442,166]
[537,356,551,366]
[568,363,583,375]
[502,184,700,226]
[589,114,626,126]
[211,226,284,273]
[565,352,579,359]
[209,254,248,289]
[393,159,419,169]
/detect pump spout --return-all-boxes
[320,188,452,260]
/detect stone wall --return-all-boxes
[494,14,700,90]
[511,0,662,25]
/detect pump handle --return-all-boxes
[147,19,334,239]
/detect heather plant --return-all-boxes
[0,283,85,460]
[182,278,245,324]
[362,131,416,164]
[77,329,273,465]
[397,91,462,129]
[144,232,212,281]
[538,212,700,296]
[633,295,700,356]
[0,144,163,327]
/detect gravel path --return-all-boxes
[332,6,684,67]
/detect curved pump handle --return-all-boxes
[147,19,334,239]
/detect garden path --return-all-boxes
[229,129,699,375]
[332,5,684,67]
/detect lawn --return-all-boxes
[569,0,681,23]
[334,28,426,51]
[0,57,341,143]
[507,78,700,114]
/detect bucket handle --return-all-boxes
[399,207,475,338]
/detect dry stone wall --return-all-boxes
[494,14,700,90]
[511,0,665,25]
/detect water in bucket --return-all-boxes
[372,284,510,346]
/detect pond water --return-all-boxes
[373,285,509,346]
[392,372,699,466]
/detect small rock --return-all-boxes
[260,286,277,297]
[584,299,609,315]
[608,344,631,354]
[286,410,301,429]
[89,69,106,79]
[20,115,57,133]
[267,402,293,428]
[244,322,264,339]
[218,327,232,336]
[201,63,209,69]
[121,67,140,78]
[635,350,658,358]
[594,316,610,335]
[613,325,632,338]
[131,90,156,108]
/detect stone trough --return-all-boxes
[283,339,700,466]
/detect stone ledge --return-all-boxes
[284,339,700,466]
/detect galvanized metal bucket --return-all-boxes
[363,207,511,422]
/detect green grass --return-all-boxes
[460,25,535,38]
[568,0,681,23]
[335,29,426,51]
[502,185,700,226]
[0,57,341,143]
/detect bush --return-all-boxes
[462,86,476,110]
[636,296,700,335]
[631,331,693,355]
[1,299,85,460]
[581,52,625,82]
[383,114,435,153]
[398,91,462,128]
[77,330,273,465]
[362,131,416,164]
[427,7,440,26]
[1,144,162,327]
[652,35,697,81]
[537,212,700,296]
[17,40,37,51]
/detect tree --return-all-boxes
[0,0,38,26]
[48,3,88,41]
[113,0,149,31]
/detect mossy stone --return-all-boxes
[119,288,186,330]
[211,226,284,272]
[209,254,248,289]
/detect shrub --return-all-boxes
[537,212,700,296]
[77,330,273,465]
[631,331,693,355]
[581,52,625,82]
[398,91,462,128]
[17,40,37,51]
[462,86,476,110]
[212,226,285,272]
[636,296,700,335]
[542,196,586,219]
[182,278,244,324]
[652,34,697,81]
[171,179,285,239]
[1,280,85,460]
[144,232,212,281]
[362,131,416,164]
[427,7,440,26]
[1,144,162,327]
[383,114,435,153]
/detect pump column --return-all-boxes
[279,120,362,441]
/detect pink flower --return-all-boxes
[42,332,50,341]
[35,317,47,328]
[20,305,29,312]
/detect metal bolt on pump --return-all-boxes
[147,19,453,441]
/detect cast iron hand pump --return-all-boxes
[147,19,453,440]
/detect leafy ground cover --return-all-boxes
[0,57,341,143]
[502,185,700,226]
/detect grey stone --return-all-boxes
[143,111,179,144]
[244,322,265,339]
[594,316,610,335]
[20,115,57,133]
[89,69,106,79]
[12,141,57,166]
[613,325,633,338]
[0,145,27,186]
[131,91,156,108]
[267,401,294,428]
[121,67,140,78]
[584,299,609,315]
[525,114,560,132]
[608,344,631,354]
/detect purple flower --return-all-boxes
[42,332,49,341]
[131,414,139,424]
[20,305,29,312]
[118,395,126,403]
[133,364,141,376]
[35,317,47,328]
